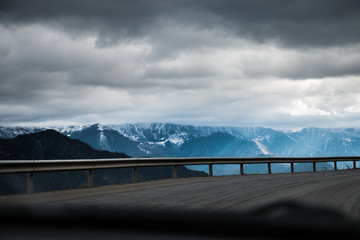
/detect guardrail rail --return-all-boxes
[1,157,359,194]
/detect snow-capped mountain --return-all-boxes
[61,123,265,157]
[287,128,360,157]
[1,123,360,158]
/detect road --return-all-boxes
[1,169,360,219]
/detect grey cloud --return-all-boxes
[1,1,360,128]
[202,0,360,48]
[240,45,360,79]
[2,0,360,80]
[0,0,181,44]
[1,0,360,48]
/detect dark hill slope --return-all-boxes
[0,129,129,160]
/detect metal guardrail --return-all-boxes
[1,157,360,194]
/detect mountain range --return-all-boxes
[2,122,359,192]
[1,123,360,158]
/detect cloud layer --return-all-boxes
[1,0,360,128]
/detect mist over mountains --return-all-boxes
[1,123,360,158]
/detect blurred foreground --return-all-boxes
[1,200,359,239]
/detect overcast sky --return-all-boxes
[1,0,360,129]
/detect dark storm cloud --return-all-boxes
[0,0,184,46]
[1,0,360,48]
[202,0,360,47]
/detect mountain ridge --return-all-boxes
[1,123,360,158]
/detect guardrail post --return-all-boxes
[88,169,93,188]
[27,172,34,194]
[173,165,177,179]
[240,163,244,175]
[209,164,213,177]
[267,162,272,174]
[334,161,337,170]
[353,160,357,169]
[313,162,316,172]
[132,166,138,183]
[291,162,294,173]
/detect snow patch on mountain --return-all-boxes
[137,143,151,154]
[254,140,273,155]
[168,133,186,145]
[54,125,88,136]
[99,131,111,151]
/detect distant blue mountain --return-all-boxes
[180,132,264,157]
[287,128,360,157]
[1,123,360,158]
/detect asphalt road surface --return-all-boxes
[1,169,360,219]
